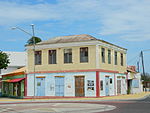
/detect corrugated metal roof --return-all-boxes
[27,34,126,50]
[37,34,97,45]
[11,67,26,73]
[2,67,26,76]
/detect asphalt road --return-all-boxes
[0,96,149,113]
[94,96,150,113]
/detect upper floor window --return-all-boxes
[35,51,42,65]
[49,50,56,64]
[114,51,117,65]
[101,48,105,63]
[80,47,88,63]
[64,49,72,63]
[121,53,123,66]
[108,49,111,64]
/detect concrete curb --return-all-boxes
[0,92,149,104]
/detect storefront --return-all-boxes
[2,67,26,98]
[27,71,127,97]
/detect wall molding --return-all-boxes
[27,69,125,75]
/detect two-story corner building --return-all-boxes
[26,34,127,98]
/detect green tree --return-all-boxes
[27,36,42,45]
[0,51,10,69]
[141,73,150,82]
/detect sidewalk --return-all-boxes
[98,92,150,100]
[0,92,150,104]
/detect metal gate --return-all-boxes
[55,77,64,96]
[36,78,45,96]
[105,76,109,96]
[117,80,121,94]
[75,76,85,97]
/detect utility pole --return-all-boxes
[137,61,140,73]
[141,51,146,91]
[12,25,36,97]
[31,24,36,97]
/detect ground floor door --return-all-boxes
[3,82,9,95]
[55,77,64,96]
[13,82,21,96]
[36,78,45,96]
[105,76,109,96]
[127,80,132,94]
[117,80,121,94]
[75,76,85,97]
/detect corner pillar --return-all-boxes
[96,71,100,97]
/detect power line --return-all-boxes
[127,53,141,64]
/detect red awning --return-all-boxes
[8,77,25,83]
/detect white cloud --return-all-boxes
[0,0,150,41]
[99,0,150,41]
[0,1,60,25]
[0,0,99,24]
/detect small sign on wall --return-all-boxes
[67,85,71,88]
[87,80,94,91]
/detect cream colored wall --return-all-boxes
[27,44,127,73]
[99,46,126,73]
[27,45,96,73]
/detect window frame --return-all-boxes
[110,78,112,84]
[108,49,111,64]
[121,53,123,66]
[100,80,103,91]
[34,51,42,65]
[49,50,57,64]
[101,48,105,63]
[114,51,117,65]
[80,47,88,63]
[64,48,72,63]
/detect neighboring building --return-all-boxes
[143,81,150,92]
[0,51,26,75]
[2,67,26,98]
[26,34,127,97]
[127,66,143,94]
[0,51,26,96]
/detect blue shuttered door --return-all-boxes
[105,77,109,96]
[55,77,64,96]
[36,78,45,96]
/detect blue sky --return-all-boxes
[0,0,150,73]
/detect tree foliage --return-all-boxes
[141,73,150,82]
[0,51,10,69]
[27,36,42,45]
